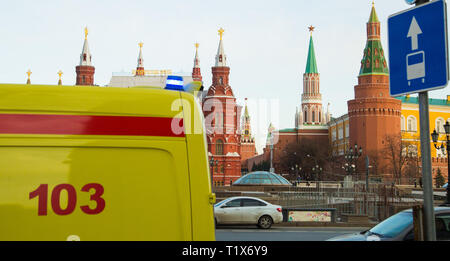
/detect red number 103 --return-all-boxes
[29,183,105,216]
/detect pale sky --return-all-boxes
[0,0,448,153]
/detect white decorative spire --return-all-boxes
[79,27,93,66]
[215,28,227,67]
[194,43,200,68]
[137,42,144,68]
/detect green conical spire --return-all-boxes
[359,3,389,76]
[305,34,318,74]
[368,2,379,23]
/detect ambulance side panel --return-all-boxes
[0,84,194,240]
[180,92,216,241]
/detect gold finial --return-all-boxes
[218,28,225,40]
[372,1,375,7]
[138,42,144,49]
[195,42,199,49]
[26,69,32,84]
[308,25,315,36]
[84,27,88,40]
[57,70,63,85]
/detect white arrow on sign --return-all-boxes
[407,16,422,51]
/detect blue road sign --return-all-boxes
[388,0,449,97]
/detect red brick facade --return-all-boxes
[203,65,242,186]
[75,65,95,86]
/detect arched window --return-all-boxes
[312,110,315,123]
[401,115,405,131]
[304,110,308,123]
[436,117,445,133]
[407,116,417,132]
[216,139,224,155]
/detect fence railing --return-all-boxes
[273,182,421,222]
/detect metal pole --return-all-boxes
[447,139,450,205]
[418,91,436,241]
[415,0,437,242]
[366,155,370,216]
[366,156,370,192]
[270,144,274,173]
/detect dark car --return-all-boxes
[327,207,450,241]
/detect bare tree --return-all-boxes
[278,137,331,181]
[383,134,417,184]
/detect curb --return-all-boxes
[273,222,376,228]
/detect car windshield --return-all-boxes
[214,199,229,207]
[369,212,413,238]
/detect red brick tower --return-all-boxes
[75,27,95,86]
[192,43,202,82]
[347,4,402,174]
[135,42,145,76]
[203,28,242,186]
[240,98,257,163]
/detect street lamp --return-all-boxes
[431,121,450,205]
[291,164,301,186]
[312,165,323,181]
[209,156,219,187]
[344,144,363,179]
[312,164,323,189]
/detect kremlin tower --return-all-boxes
[192,43,203,82]
[297,26,326,126]
[135,42,145,76]
[347,3,402,174]
[240,98,257,163]
[75,27,95,86]
[202,28,242,186]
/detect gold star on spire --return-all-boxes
[84,27,88,40]
[195,42,199,49]
[138,42,144,49]
[308,25,315,35]
[218,27,225,40]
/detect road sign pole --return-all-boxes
[416,0,437,244]
[418,91,436,241]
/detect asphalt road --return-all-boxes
[215,226,369,241]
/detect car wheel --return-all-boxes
[258,215,273,229]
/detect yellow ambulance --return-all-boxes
[0,82,215,241]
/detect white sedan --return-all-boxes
[214,196,283,229]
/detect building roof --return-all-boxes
[233,171,292,186]
[108,74,193,88]
[305,35,318,74]
[396,96,450,107]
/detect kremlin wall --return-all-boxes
[21,3,449,187]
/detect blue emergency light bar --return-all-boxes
[165,75,184,91]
